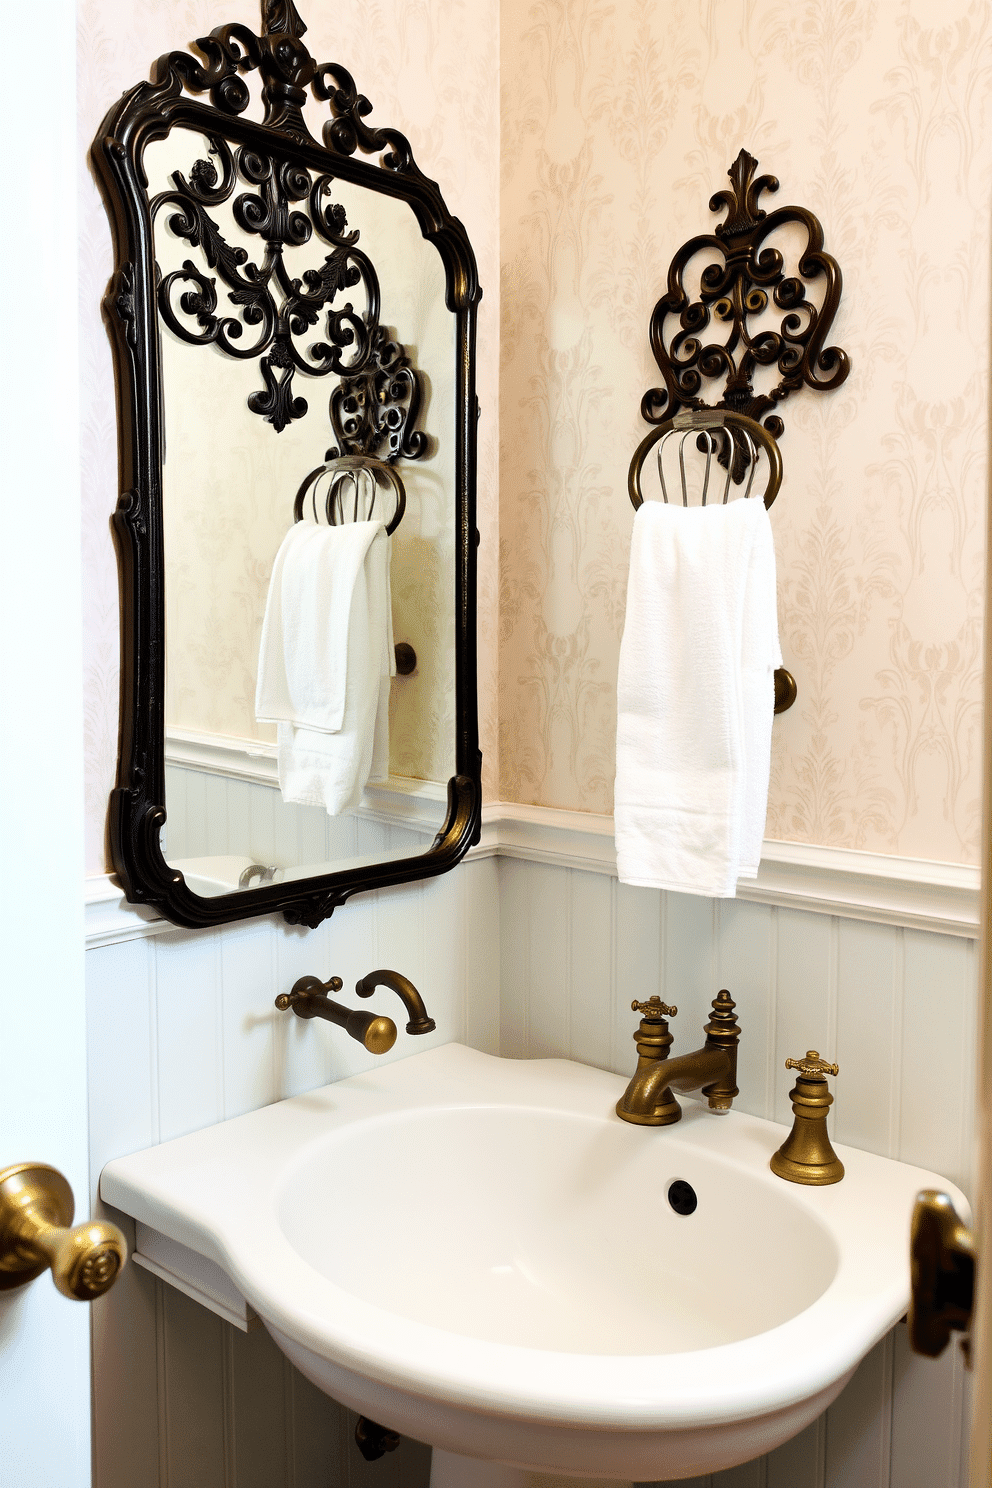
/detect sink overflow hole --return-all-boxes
[668,1180,697,1216]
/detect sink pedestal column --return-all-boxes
[429,1450,632,1488]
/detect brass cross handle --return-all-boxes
[785,1050,839,1078]
[0,1163,126,1300]
[631,997,678,1018]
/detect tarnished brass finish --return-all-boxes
[0,1164,126,1300]
[355,969,436,1035]
[770,1051,844,1185]
[909,1190,975,1360]
[354,1416,401,1461]
[616,991,740,1126]
[631,996,678,1018]
[275,977,397,1054]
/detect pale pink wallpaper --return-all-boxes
[499,0,992,865]
[79,0,501,873]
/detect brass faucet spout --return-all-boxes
[356,969,436,1035]
[616,1045,731,1123]
[616,990,741,1126]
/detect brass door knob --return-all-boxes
[0,1163,126,1301]
[909,1189,975,1358]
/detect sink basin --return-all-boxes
[100,1044,967,1482]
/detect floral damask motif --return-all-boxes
[500,0,992,863]
[857,383,985,858]
[765,407,901,847]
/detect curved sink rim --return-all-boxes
[226,1212,888,1431]
[98,1044,970,1435]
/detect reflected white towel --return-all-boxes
[614,498,780,897]
[255,519,395,816]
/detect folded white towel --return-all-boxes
[255,519,395,816]
[614,498,781,897]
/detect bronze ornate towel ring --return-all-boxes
[628,409,783,512]
[294,453,406,534]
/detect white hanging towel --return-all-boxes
[255,519,395,816]
[614,498,781,896]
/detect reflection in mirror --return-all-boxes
[94,1,481,929]
[146,127,456,895]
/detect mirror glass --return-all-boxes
[144,125,456,898]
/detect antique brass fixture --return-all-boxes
[770,1052,844,1185]
[276,977,397,1054]
[615,991,740,1126]
[0,1163,126,1300]
[276,968,435,1051]
[355,969,436,1035]
[909,1189,975,1360]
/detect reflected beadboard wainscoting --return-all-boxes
[85,811,977,1488]
[164,732,446,866]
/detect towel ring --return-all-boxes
[628,410,783,513]
[293,455,407,536]
[628,408,795,715]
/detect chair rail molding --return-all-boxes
[86,802,980,948]
[477,804,979,938]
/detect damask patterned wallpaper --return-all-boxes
[78,0,500,873]
[499,0,992,865]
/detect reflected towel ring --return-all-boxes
[293,455,407,536]
[628,410,783,513]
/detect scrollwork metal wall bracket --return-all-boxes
[640,149,849,478]
[94,0,482,931]
[153,137,427,450]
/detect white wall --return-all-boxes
[86,846,977,1488]
[0,2,90,1482]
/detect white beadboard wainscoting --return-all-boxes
[497,857,976,1488]
[87,857,499,1488]
[85,812,978,1488]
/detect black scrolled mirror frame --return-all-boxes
[93,0,482,931]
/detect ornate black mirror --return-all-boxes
[94,0,481,930]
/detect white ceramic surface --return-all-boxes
[172,847,419,896]
[100,1044,967,1481]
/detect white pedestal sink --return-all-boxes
[100,1044,968,1483]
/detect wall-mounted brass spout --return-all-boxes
[355,969,436,1035]
[616,991,740,1126]
[275,977,397,1054]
